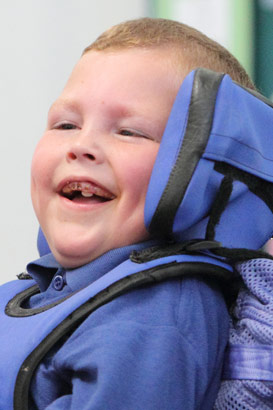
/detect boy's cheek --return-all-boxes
[31,139,56,188]
[30,176,45,225]
[120,146,159,188]
[30,148,53,221]
[31,143,45,185]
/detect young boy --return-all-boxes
[0,18,272,410]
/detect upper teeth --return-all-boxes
[61,181,114,199]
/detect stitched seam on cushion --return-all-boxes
[209,133,273,162]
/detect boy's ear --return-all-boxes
[144,68,273,250]
[37,227,51,256]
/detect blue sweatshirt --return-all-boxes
[23,244,229,410]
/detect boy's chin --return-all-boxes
[49,239,101,269]
[44,222,151,268]
[53,250,96,269]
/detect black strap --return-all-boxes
[215,162,273,214]
[14,259,234,410]
[202,162,273,262]
[130,239,222,263]
[205,175,234,241]
[211,246,273,264]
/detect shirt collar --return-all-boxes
[27,241,158,293]
[27,253,61,291]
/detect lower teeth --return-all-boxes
[81,191,93,198]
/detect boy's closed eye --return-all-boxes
[49,122,158,142]
[53,122,78,130]
[117,128,155,141]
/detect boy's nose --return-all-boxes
[66,138,104,164]
[66,150,96,161]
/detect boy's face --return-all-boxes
[31,48,182,267]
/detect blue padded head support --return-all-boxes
[145,68,273,250]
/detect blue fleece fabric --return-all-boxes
[25,245,229,410]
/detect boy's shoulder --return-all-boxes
[66,269,229,352]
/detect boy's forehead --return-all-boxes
[67,48,185,87]
[54,49,184,112]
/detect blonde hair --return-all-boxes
[83,17,255,89]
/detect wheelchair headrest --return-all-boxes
[145,68,273,250]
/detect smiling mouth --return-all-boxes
[60,181,115,203]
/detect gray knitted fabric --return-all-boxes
[214,259,273,409]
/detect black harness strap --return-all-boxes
[215,162,273,214]
[203,162,273,263]
[13,259,234,410]
[205,175,234,242]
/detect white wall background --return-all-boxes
[0,0,146,284]
[171,0,231,48]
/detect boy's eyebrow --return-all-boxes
[48,99,138,118]
[48,99,79,114]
